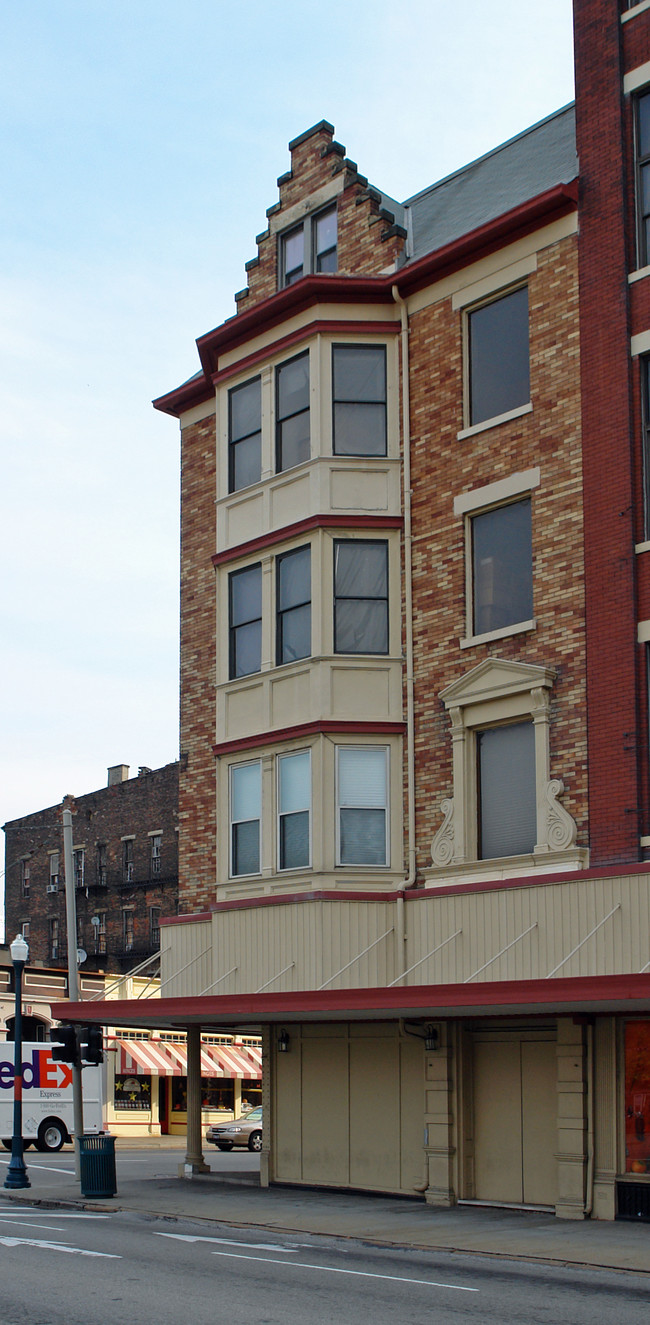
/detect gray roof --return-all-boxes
[404,104,577,263]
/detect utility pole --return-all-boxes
[62,806,84,1179]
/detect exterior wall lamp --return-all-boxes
[277,1029,290,1053]
[4,933,31,1190]
[402,1020,440,1052]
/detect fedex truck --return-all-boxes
[0,1042,103,1152]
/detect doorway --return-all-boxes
[471,1030,557,1207]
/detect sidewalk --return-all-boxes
[2,1140,649,1276]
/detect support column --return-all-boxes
[555,1018,587,1219]
[180,1025,210,1176]
[259,1024,272,1188]
[592,1016,617,1221]
[424,1022,455,1207]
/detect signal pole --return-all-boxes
[62,806,84,1179]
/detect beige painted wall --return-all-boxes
[162,871,650,998]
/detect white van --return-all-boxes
[0,1041,103,1152]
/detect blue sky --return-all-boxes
[0,0,575,924]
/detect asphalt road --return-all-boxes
[0,1196,648,1325]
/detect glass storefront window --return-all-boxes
[170,1077,235,1113]
[114,1074,151,1111]
[625,1021,650,1174]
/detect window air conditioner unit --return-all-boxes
[46,883,58,894]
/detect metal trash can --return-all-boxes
[78,1133,117,1198]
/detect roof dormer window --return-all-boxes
[279,205,337,288]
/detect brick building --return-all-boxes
[3,763,179,973]
[59,1,650,1220]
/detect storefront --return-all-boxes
[106,1030,262,1137]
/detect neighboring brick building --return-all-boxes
[60,1,650,1220]
[3,763,179,973]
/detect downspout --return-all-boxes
[392,284,416,890]
[393,284,429,1195]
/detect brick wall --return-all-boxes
[178,413,217,912]
[3,762,179,969]
[239,121,405,311]
[408,236,587,873]
[574,0,642,865]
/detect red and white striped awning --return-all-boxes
[158,1039,262,1079]
[114,1038,182,1076]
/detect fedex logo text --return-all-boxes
[0,1049,72,1091]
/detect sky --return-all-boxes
[0,0,576,931]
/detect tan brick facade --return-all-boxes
[409,236,587,874]
[178,413,217,910]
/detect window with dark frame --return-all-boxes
[150,834,162,877]
[332,344,387,456]
[642,357,650,539]
[230,762,261,877]
[229,563,262,678]
[337,746,388,866]
[21,861,30,898]
[97,912,106,955]
[471,498,533,637]
[276,546,311,664]
[468,286,530,426]
[281,224,304,286]
[49,852,59,888]
[49,917,59,960]
[314,206,337,273]
[96,843,107,886]
[123,909,134,951]
[278,750,310,871]
[477,721,536,859]
[228,376,261,493]
[123,838,134,883]
[276,352,310,471]
[334,539,389,654]
[279,205,337,288]
[637,91,650,268]
[73,848,84,889]
[150,906,161,947]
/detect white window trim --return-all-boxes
[432,658,578,870]
[457,402,532,441]
[229,760,262,879]
[461,281,531,434]
[453,468,540,517]
[335,744,390,869]
[456,475,538,645]
[276,749,312,873]
[452,254,537,310]
[628,265,650,285]
[624,62,650,93]
[623,1,650,22]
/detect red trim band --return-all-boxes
[212,514,403,567]
[213,719,406,757]
[213,320,400,387]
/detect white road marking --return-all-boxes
[157,1232,300,1252]
[0,1235,120,1257]
[0,1210,108,1220]
[0,1162,75,1176]
[0,1219,66,1231]
[209,1249,479,1292]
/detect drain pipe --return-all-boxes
[392,283,416,892]
[393,283,429,1197]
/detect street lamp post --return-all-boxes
[4,933,31,1190]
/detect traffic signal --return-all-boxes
[51,1025,78,1065]
[80,1025,104,1065]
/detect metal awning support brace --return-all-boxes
[198,966,238,996]
[318,928,395,990]
[387,929,462,987]
[256,963,296,993]
[546,904,621,978]
[464,923,538,983]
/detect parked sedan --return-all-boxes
[206,1106,263,1152]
